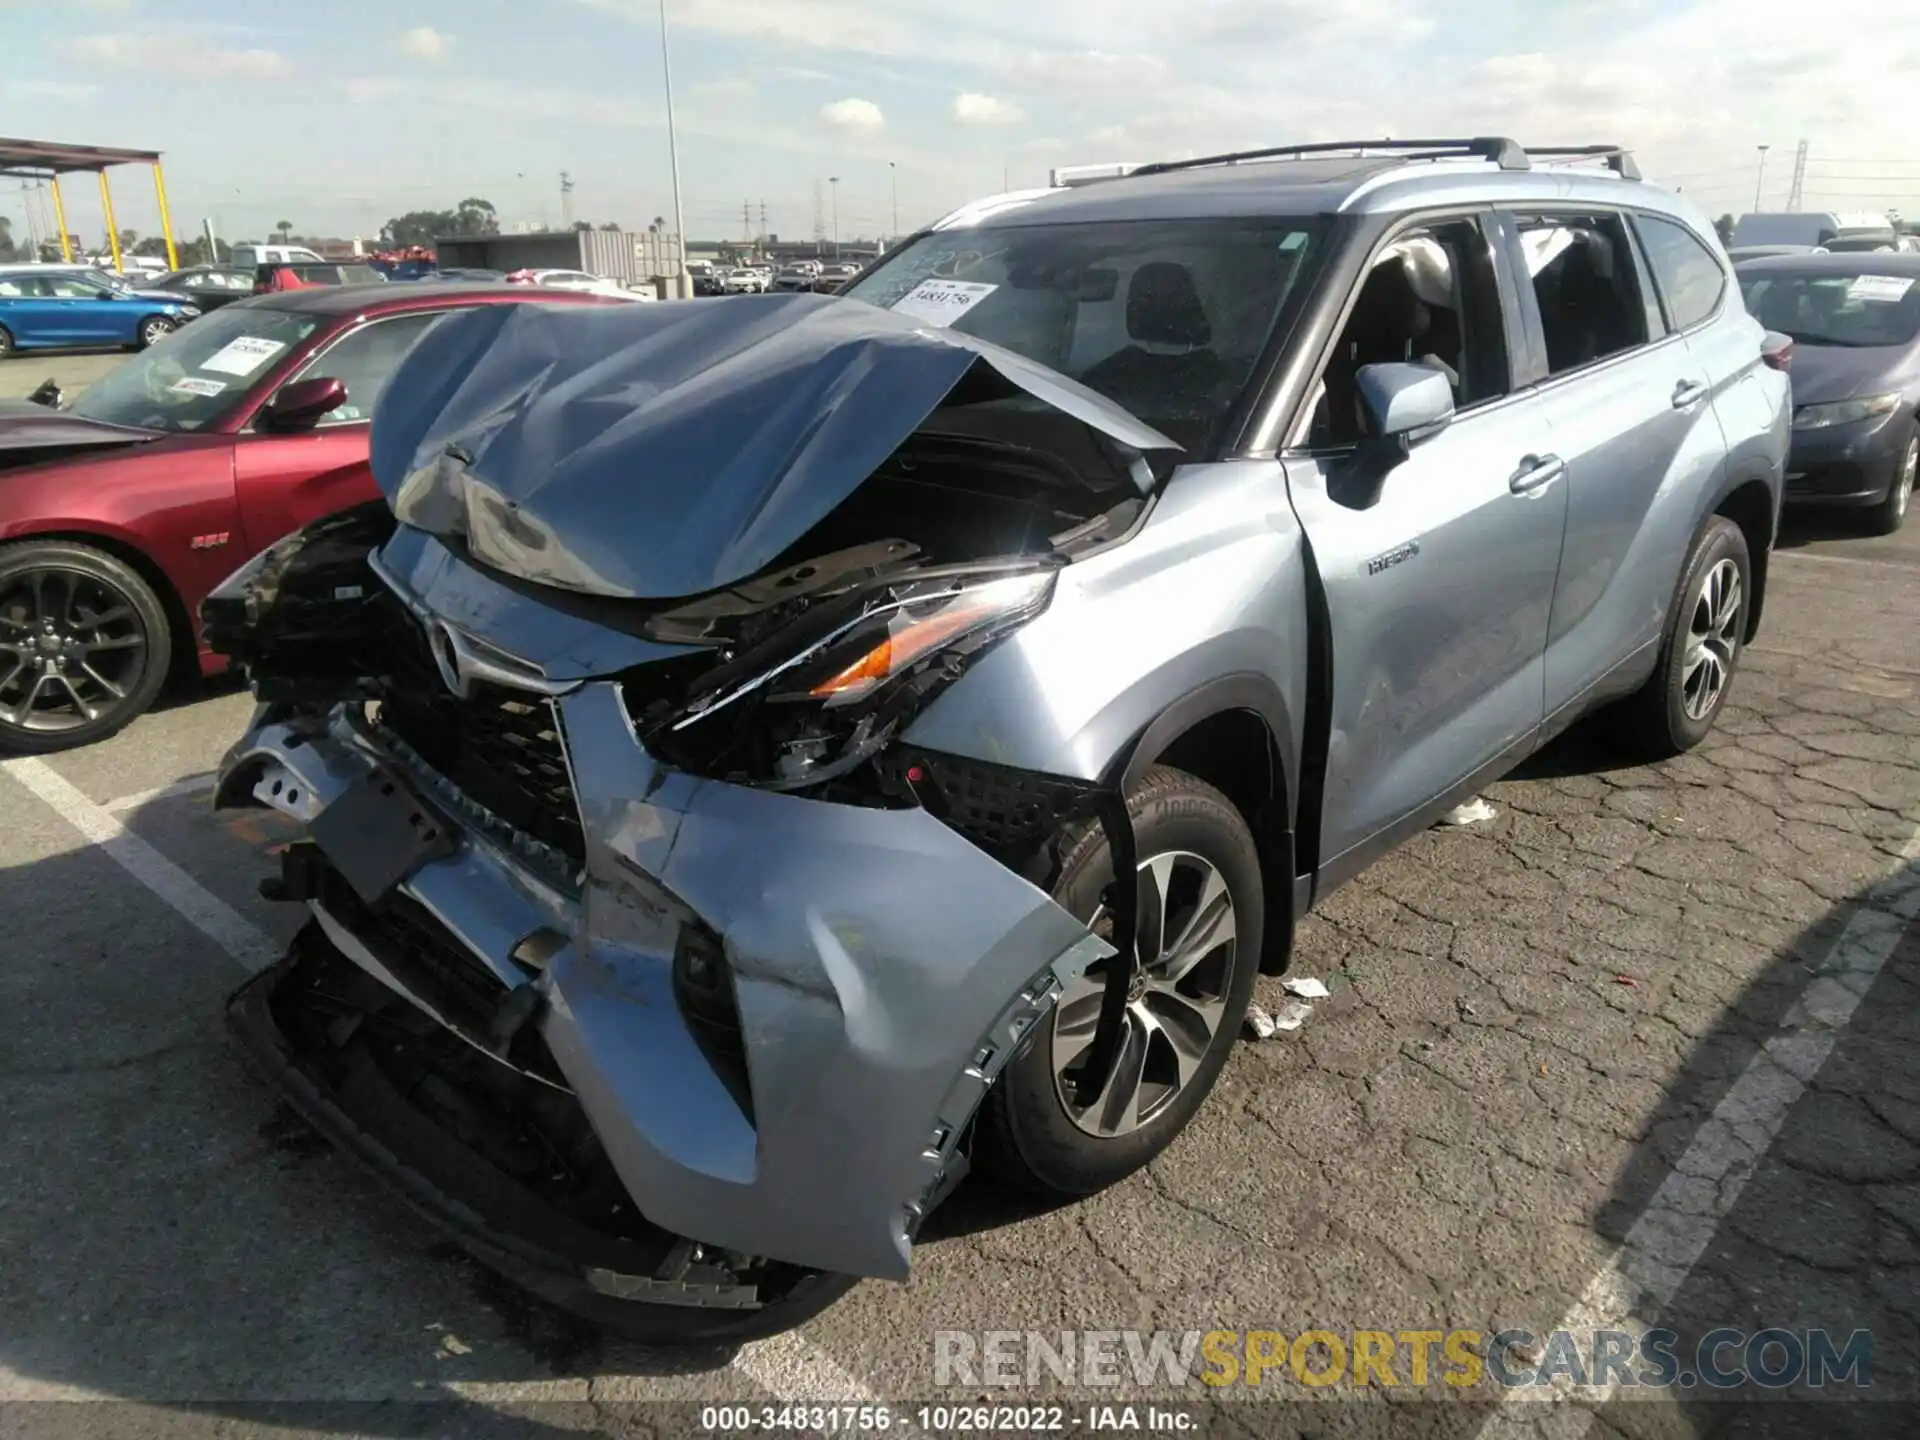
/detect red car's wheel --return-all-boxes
[0,541,172,754]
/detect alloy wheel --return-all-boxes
[1681,556,1742,722]
[139,317,171,347]
[0,566,150,735]
[1896,439,1917,522]
[1050,849,1238,1139]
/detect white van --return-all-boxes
[229,244,326,269]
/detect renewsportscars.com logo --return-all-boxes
[932,1328,1874,1391]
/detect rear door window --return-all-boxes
[1634,214,1727,332]
[1512,212,1652,375]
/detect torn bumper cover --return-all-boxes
[217,677,1110,1285]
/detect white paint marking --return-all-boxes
[3,756,276,969]
[102,773,217,813]
[733,1330,895,1406]
[1773,550,1918,574]
[1477,828,1920,1428]
[5,753,883,1412]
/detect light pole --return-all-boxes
[888,161,897,246]
[828,176,839,257]
[1753,144,1770,212]
[658,0,689,296]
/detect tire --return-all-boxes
[1865,428,1916,536]
[0,540,172,754]
[1612,515,1750,759]
[0,324,13,360]
[136,314,173,350]
[977,765,1264,1197]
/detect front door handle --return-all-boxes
[1672,379,1709,409]
[1510,453,1566,495]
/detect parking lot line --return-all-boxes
[3,750,885,1410]
[3,756,277,969]
[1477,826,1920,1429]
[102,773,217,813]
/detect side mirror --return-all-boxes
[261,376,346,432]
[28,378,63,408]
[1358,362,1456,438]
[1334,363,1456,511]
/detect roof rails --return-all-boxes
[1525,145,1642,181]
[1123,136,1643,183]
[1130,137,1530,178]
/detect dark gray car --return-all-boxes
[1738,252,1920,532]
[200,137,1788,1342]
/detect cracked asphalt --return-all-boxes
[3,356,1918,1438]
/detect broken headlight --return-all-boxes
[638,567,1056,790]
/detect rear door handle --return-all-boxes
[1510,453,1566,495]
[1672,379,1710,409]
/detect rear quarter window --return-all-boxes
[1635,214,1727,332]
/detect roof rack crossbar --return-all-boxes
[1130,137,1530,178]
[1521,145,1642,181]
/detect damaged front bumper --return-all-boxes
[217,680,1111,1287]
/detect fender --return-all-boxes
[1108,671,1298,976]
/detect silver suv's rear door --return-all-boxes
[1495,208,1732,724]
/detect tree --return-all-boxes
[379,197,500,248]
[598,221,620,232]
[276,220,292,241]
[117,228,138,252]
[1715,214,1735,245]
[573,220,592,232]
[0,216,15,262]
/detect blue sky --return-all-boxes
[4,0,1920,250]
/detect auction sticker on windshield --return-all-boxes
[1847,275,1915,303]
[892,279,998,327]
[169,377,227,398]
[201,335,289,376]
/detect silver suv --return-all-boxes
[204,137,1788,1342]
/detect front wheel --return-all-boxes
[0,324,13,360]
[1612,515,1750,759]
[977,765,1264,1197]
[1866,429,1916,536]
[0,541,172,754]
[136,315,174,349]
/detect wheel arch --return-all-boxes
[1112,673,1297,976]
[3,527,195,682]
[1709,475,1777,642]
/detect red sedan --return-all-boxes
[0,284,609,753]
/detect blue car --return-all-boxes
[0,269,200,359]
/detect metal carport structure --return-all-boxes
[0,137,180,271]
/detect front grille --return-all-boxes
[376,621,586,868]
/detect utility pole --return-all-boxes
[1785,139,1810,212]
[1752,145,1770,213]
[812,179,825,250]
[758,200,768,241]
[657,0,690,297]
[888,161,897,244]
[742,200,752,242]
[828,176,839,257]
[560,171,575,228]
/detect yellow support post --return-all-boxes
[99,170,123,273]
[49,176,72,261]
[151,162,178,270]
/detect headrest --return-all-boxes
[1127,261,1211,347]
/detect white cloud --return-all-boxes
[62,33,292,78]
[1007,49,1169,94]
[8,79,102,100]
[952,92,1024,126]
[820,97,885,132]
[397,26,453,62]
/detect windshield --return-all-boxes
[67,305,322,432]
[1740,272,1920,348]
[840,216,1323,451]
[1822,236,1899,254]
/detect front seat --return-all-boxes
[1077,261,1222,431]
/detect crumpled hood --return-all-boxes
[1785,340,1920,407]
[0,400,160,454]
[369,293,1180,601]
